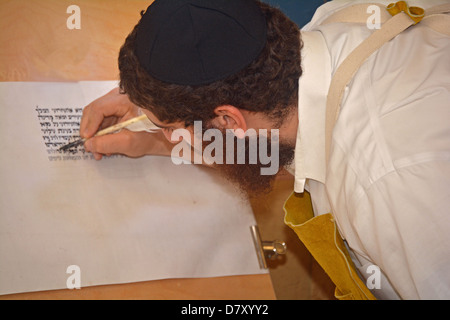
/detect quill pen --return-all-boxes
[58,114,160,152]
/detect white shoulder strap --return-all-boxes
[324,2,450,165]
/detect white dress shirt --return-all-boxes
[288,0,450,299]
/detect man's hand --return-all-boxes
[80,87,173,160]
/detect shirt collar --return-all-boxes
[290,30,331,193]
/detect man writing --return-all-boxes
[80,0,450,299]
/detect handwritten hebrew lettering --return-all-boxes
[35,105,122,161]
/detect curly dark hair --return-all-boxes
[118,1,302,127]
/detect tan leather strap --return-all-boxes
[322,3,391,25]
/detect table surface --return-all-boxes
[0,0,275,300]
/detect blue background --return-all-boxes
[261,0,330,28]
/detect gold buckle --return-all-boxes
[387,1,425,24]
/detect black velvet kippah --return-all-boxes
[135,0,267,86]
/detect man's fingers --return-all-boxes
[92,152,103,161]
[80,88,137,139]
[80,107,107,139]
[84,131,132,157]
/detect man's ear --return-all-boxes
[211,105,248,132]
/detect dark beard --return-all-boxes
[207,131,295,198]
